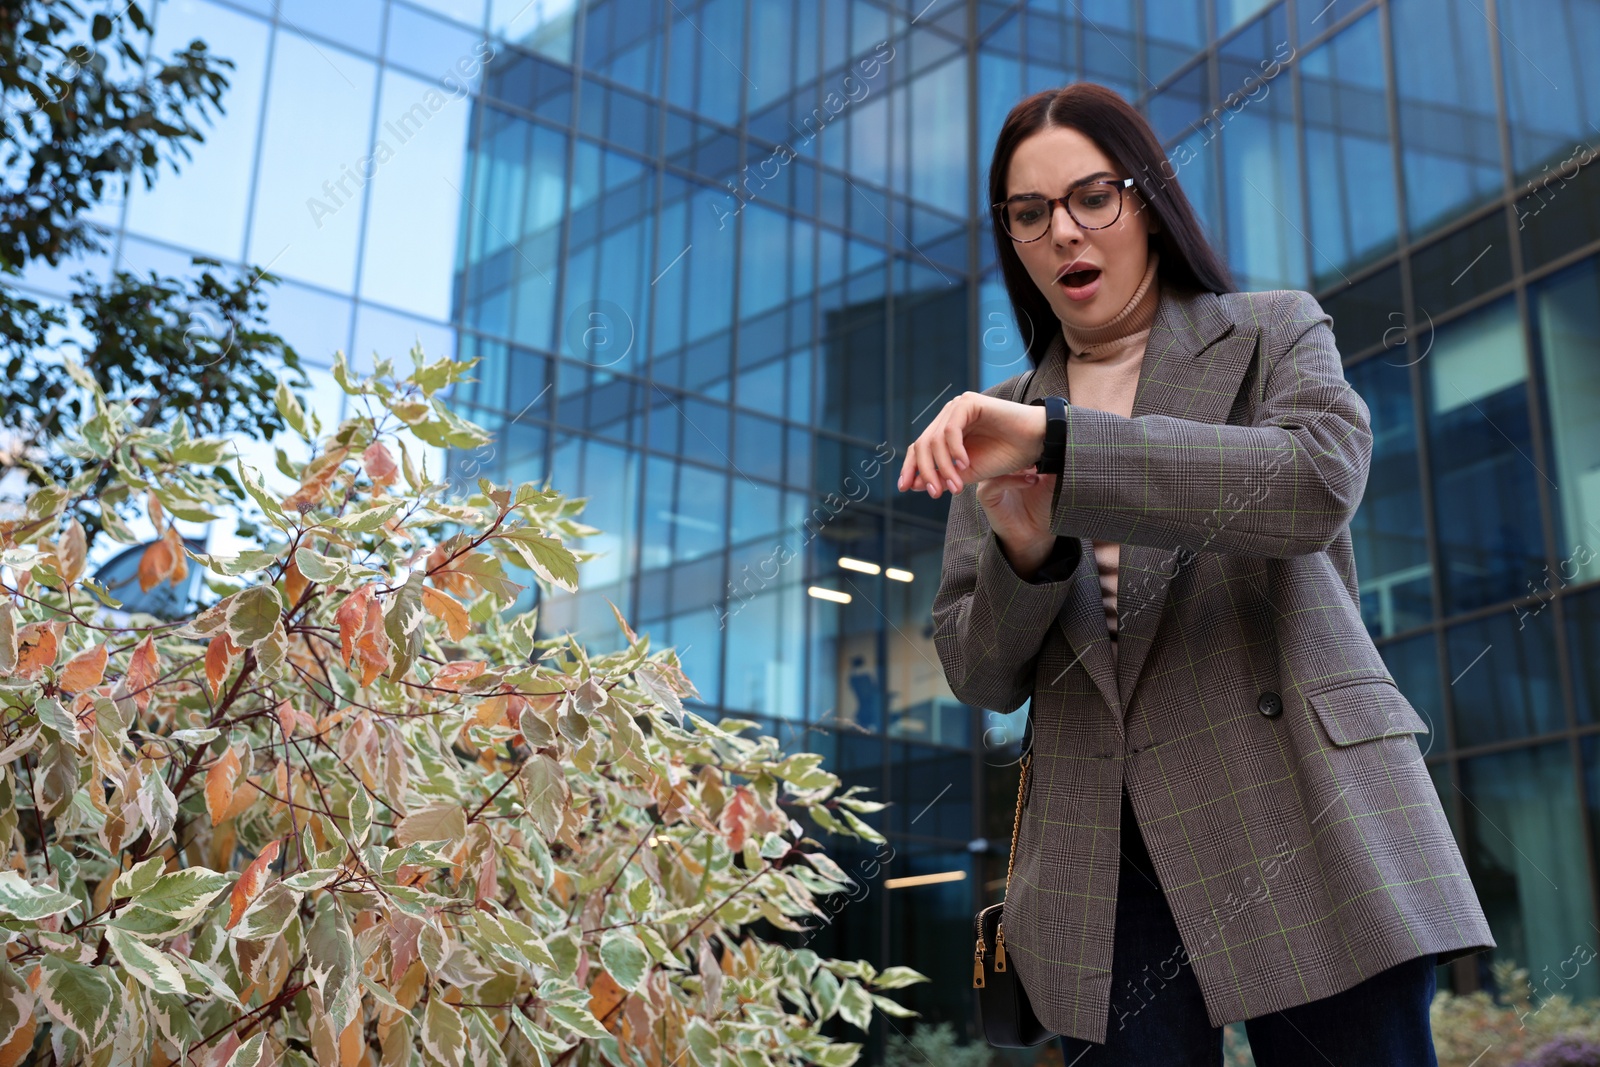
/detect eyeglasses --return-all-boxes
[992,177,1137,242]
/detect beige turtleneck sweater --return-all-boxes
[1058,249,1162,664]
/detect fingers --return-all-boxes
[898,396,961,497]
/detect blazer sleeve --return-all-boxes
[931,444,1085,715]
[1047,289,1373,558]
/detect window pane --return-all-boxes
[1144,0,1205,83]
[276,0,382,55]
[490,0,576,63]
[1571,587,1600,727]
[887,524,970,748]
[1499,0,1600,183]
[359,68,475,319]
[1221,108,1306,290]
[1447,609,1563,748]
[1301,11,1398,287]
[127,0,270,259]
[1391,0,1503,239]
[1423,298,1542,615]
[1460,743,1597,1001]
[1531,258,1600,587]
[249,33,379,292]
[1349,354,1431,637]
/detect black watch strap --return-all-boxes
[1028,395,1068,475]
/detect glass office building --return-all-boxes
[17,0,1600,1056]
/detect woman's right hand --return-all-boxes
[978,468,1060,574]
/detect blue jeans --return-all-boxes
[1058,786,1439,1067]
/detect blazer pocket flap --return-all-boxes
[1308,677,1430,746]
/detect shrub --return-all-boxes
[0,350,922,1065]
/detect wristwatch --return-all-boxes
[1027,395,1068,475]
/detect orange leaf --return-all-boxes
[335,587,374,668]
[136,538,173,593]
[146,491,165,531]
[362,441,398,487]
[15,623,59,678]
[588,969,626,1023]
[0,1012,36,1067]
[226,839,280,929]
[124,635,160,712]
[205,633,239,702]
[57,520,87,587]
[420,585,471,641]
[59,642,107,693]
[165,525,189,587]
[338,1016,364,1067]
[206,746,242,827]
[283,555,308,609]
[431,660,484,692]
[353,594,392,687]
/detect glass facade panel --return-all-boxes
[1423,298,1542,616]
[1447,608,1564,749]
[1498,0,1600,183]
[1349,353,1431,637]
[1531,259,1600,588]
[1301,11,1397,288]
[1460,743,1598,1001]
[1391,0,1503,239]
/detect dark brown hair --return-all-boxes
[989,82,1235,364]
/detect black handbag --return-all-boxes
[972,753,1057,1047]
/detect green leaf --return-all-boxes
[395,801,466,846]
[543,1002,609,1041]
[128,869,230,923]
[497,528,579,593]
[227,1032,267,1067]
[325,499,404,533]
[294,546,342,583]
[236,462,290,528]
[599,928,650,993]
[111,856,166,900]
[37,956,117,1046]
[423,997,467,1067]
[231,883,298,942]
[868,993,917,1018]
[348,785,373,847]
[33,696,79,749]
[837,979,872,1031]
[384,570,425,681]
[225,585,282,647]
[518,755,568,842]
[0,870,78,920]
[869,966,928,990]
[275,380,308,438]
[105,927,187,996]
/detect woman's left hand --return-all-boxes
[896,392,1048,498]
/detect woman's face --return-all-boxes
[1003,125,1158,331]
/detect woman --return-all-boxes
[896,83,1493,1065]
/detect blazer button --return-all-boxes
[1258,691,1283,718]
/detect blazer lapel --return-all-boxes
[1023,285,1261,722]
[1112,286,1260,709]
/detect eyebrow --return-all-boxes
[1009,170,1118,197]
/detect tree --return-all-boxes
[0,348,922,1066]
[0,0,308,544]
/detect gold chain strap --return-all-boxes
[1004,754,1031,894]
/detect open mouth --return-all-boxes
[1058,268,1102,288]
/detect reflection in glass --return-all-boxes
[1391,0,1502,238]
[1302,11,1398,287]
[1497,1,1600,182]
[128,0,269,260]
[1531,260,1600,588]
[1350,354,1431,636]
[1424,299,1544,615]
[359,68,474,319]
[1447,610,1563,749]
[1572,588,1600,727]
[1460,743,1598,1003]
[249,34,378,293]
[1221,108,1305,290]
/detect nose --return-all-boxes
[1050,200,1085,245]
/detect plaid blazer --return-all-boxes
[932,284,1494,1044]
